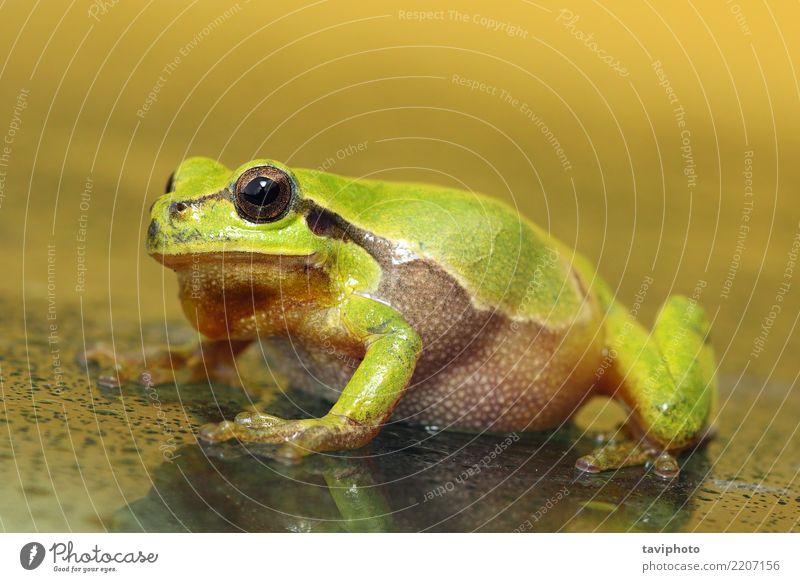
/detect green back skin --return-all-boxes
[292,167,584,323]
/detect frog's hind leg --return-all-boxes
[577,292,717,478]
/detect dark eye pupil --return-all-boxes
[241,176,281,207]
[234,166,294,223]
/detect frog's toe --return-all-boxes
[97,374,123,389]
[199,414,376,460]
[653,452,680,479]
[198,420,241,443]
[199,415,307,446]
[574,453,602,474]
[576,441,681,479]
[576,442,651,474]
[79,344,141,385]
[234,410,282,429]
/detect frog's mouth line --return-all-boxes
[150,251,318,270]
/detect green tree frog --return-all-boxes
[84,157,717,477]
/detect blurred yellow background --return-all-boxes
[1,0,798,382]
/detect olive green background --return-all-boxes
[2,0,798,377]
[0,1,797,532]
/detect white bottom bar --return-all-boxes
[1,533,797,580]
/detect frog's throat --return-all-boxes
[149,250,319,271]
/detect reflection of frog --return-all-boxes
[84,157,717,476]
[112,427,702,532]
[112,444,391,533]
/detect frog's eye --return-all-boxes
[234,166,294,223]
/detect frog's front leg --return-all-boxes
[79,338,252,388]
[577,295,717,478]
[198,295,422,461]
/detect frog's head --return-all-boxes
[146,157,326,269]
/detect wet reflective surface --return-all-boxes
[2,302,797,532]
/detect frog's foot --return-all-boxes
[79,343,203,387]
[79,339,250,388]
[78,343,150,388]
[576,441,680,479]
[197,412,377,463]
